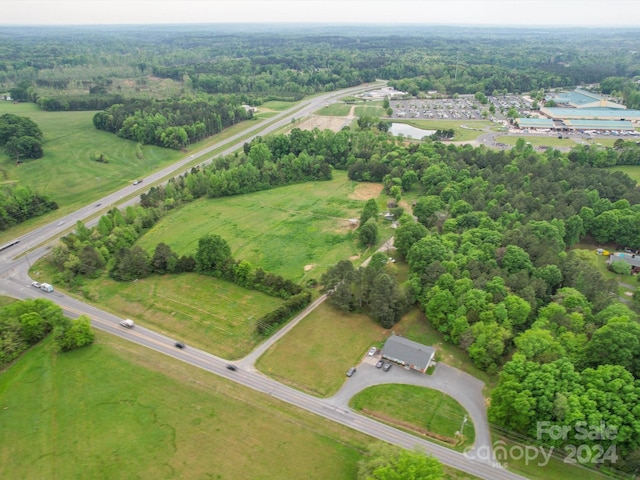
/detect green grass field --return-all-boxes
[0,102,181,209]
[350,384,475,449]
[70,273,284,359]
[611,164,640,183]
[0,333,371,479]
[260,100,297,111]
[354,105,387,117]
[256,301,388,397]
[137,170,389,282]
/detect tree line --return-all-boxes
[92,95,253,149]
[0,298,94,366]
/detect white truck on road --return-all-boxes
[40,283,54,293]
[120,319,134,328]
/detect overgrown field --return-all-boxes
[137,170,390,282]
[0,333,370,479]
[350,384,476,449]
[256,301,389,397]
[69,273,284,359]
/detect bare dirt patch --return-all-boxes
[349,183,384,201]
[295,115,347,132]
[304,264,316,272]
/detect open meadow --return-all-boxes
[0,333,371,480]
[256,301,388,397]
[137,170,392,282]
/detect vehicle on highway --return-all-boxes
[346,367,356,377]
[120,319,134,328]
[174,341,185,349]
[226,364,237,371]
[368,346,377,356]
[132,179,143,185]
[31,281,41,288]
[382,362,392,372]
[376,360,384,368]
[40,283,54,293]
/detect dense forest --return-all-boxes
[2,25,640,107]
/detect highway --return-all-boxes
[0,84,528,480]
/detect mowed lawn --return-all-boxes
[350,384,476,448]
[256,301,388,397]
[0,102,181,243]
[73,273,283,359]
[137,170,373,282]
[0,333,370,480]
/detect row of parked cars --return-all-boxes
[346,347,393,376]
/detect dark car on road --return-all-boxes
[383,362,392,372]
[376,360,384,368]
[174,341,185,349]
[226,364,237,371]
[346,367,356,377]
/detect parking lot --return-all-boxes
[390,94,532,123]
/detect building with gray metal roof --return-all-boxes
[381,335,435,373]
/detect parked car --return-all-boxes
[383,362,392,372]
[346,367,356,377]
[174,341,185,349]
[226,364,237,371]
[31,281,41,288]
[376,360,384,368]
[368,346,377,356]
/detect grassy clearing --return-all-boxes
[316,103,352,116]
[570,246,636,298]
[137,170,390,282]
[392,308,497,389]
[354,105,387,117]
[0,333,371,480]
[71,273,283,359]
[0,102,182,241]
[495,135,578,148]
[611,165,640,183]
[256,301,388,397]
[350,384,475,450]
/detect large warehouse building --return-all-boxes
[517,88,640,132]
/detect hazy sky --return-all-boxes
[2,0,639,27]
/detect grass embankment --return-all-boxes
[256,301,387,397]
[137,170,390,282]
[351,384,476,450]
[354,105,387,117]
[0,333,369,479]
